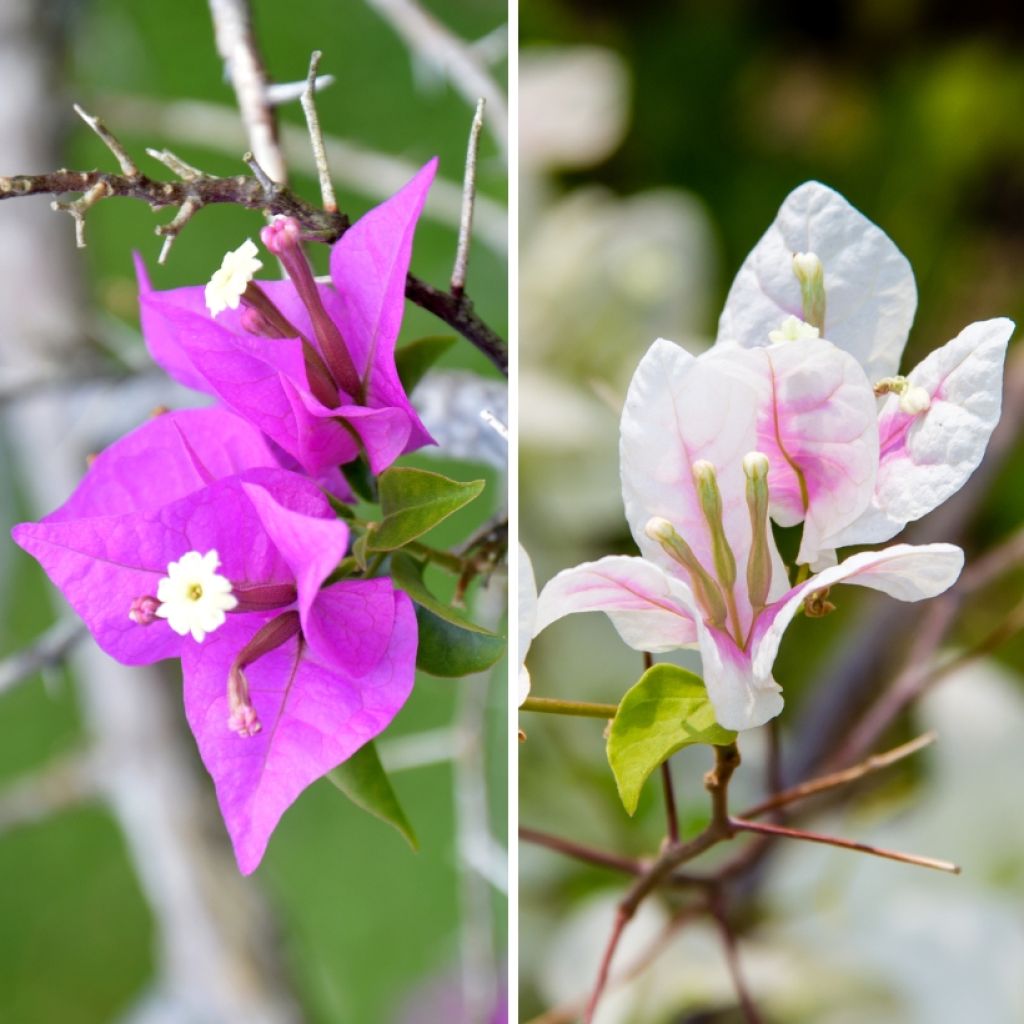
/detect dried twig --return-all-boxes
[300,51,336,213]
[452,97,484,297]
[0,160,508,372]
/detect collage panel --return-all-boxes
[519,4,1024,1023]
[0,1,507,1022]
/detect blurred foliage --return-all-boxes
[0,1,506,1022]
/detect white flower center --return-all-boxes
[769,314,820,343]
[204,239,262,317]
[156,549,238,642]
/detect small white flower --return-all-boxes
[156,549,238,642]
[204,239,262,316]
[768,314,820,343]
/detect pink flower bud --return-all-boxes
[128,594,161,626]
[260,216,302,256]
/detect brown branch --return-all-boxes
[730,817,960,874]
[519,827,644,876]
[0,165,507,373]
[741,730,938,820]
[583,743,741,1024]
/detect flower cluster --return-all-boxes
[12,161,439,873]
[535,182,1012,731]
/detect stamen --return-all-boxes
[743,452,772,612]
[261,216,363,401]
[645,517,728,629]
[227,611,301,738]
[792,251,826,333]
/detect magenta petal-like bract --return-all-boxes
[137,162,438,475]
[329,158,438,455]
[12,469,326,665]
[182,592,417,874]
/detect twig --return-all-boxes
[661,761,680,845]
[300,51,337,214]
[51,180,109,247]
[834,592,1024,770]
[524,902,707,1024]
[741,730,938,820]
[363,0,508,157]
[0,619,85,694]
[74,103,138,176]
[520,696,618,719]
[519,826,644,876]
[146,147,203,181]
[207,0,286,183]
[0,164,508,372]
[729,818,960,874]
[243,150,276,195]
[451,97,484,297]
[583,743,741,1023]
[102,94,507,253]
[155,197,199,263]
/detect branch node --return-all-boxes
[243,151,277,197]
[52,180,111,247]
[155,198,201,263]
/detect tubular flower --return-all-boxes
[535,339,963,731]
[137,161,439,477]
[12,407,416,873]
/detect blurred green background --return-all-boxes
[0,1,506,1022]
[520,2,1024,1022]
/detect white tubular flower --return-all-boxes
[204,239,262,316]
[156,549,238,642]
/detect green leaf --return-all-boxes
[327,741,418,851]
[325,491,356,520]
[396,335,456,392]
[368,467,485,552]
[391,553,505,677]
[607,664,736,815]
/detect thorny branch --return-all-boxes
[0,110,508,374]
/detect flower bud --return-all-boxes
[692,461,737,591]
[792,251,826,332]
[128,594,161,626]
[645,517,728,629]
[743,452,772,610]
[260,216,302,256]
